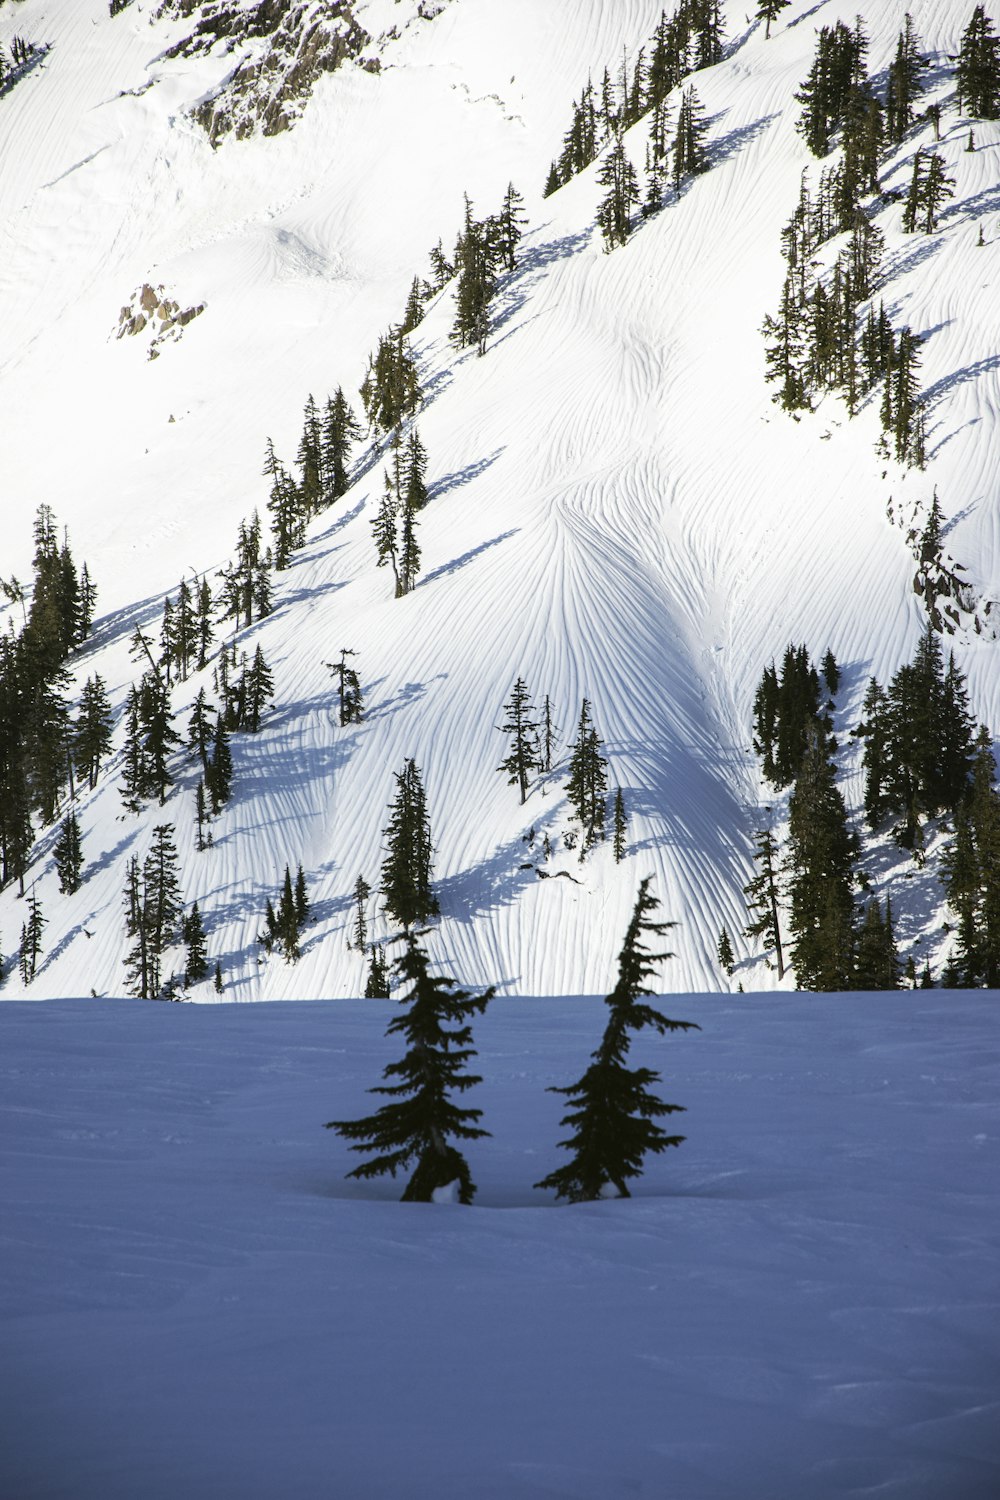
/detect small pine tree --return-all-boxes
[326,930,494,1203]
[364,944,390,998]
[535,879,699,1202]
[612,786,628,863]
[496,677,539,804]
[717,927,735,976]
[214,961,224,994]
[19,888,45,985]
[53,811,84,895]
[295,863,310,926]
[183,902,209,985]
[381,759,439,929]
[565,699,608,852]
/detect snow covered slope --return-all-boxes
[2,990,999,1499]
[1,0,999,997]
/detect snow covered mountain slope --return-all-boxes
[1,0,999,998]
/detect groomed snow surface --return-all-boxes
[2,991,999,1499]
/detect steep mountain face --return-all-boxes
[1,0,998,1000]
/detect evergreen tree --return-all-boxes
[360,326,422,435]
[19,887,45,985]
[497,182,527,272]
[451,211,497,356]
[854,896,900,989]
[717,926,735,976]
[596,137,640,250]
[328,650,364,726]
[322,387,363,503]
[326,930,494,1203]
[496,677,539,804]
[857,676,892,828]
[352,874,371,951]
[242,645,274,733]
[194,777,210,853]
[72,675,113,792]
[182,902,209,985]
[53,810,83,895]
[144,824,183,987]
[276,866,301,962]
[365,944,390,998]
[886,15,927,144]
[957,5,1000,119]
[785,726,857,989]
[372,472,401,597]
[821,647,840,696]
[540,695,559,773]
[381,759,438,929]
[565,699,608,852]
[672,86,709,189]
[206,718,233,814]
[398,491,422,596]
[264,443,304,570]
[195,577,214,669]
[743,826,785,978]
[613,785,628,863]
[534,879,698,1202]
[214,962,224,994]
[794,20,868,157]
[295,863,310,926]
[296,394,324,518]
[403,428,429,512]
[757,0,790,40]
[943,727,1000,986]
[188,687,215,775]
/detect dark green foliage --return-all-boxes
[381,758,438,929]
[496,677,539,804]
[757,0,790,39]
[352,875,371,951]
[360,326,421,436]
[957,5,1000,118]
[717,926,735,975]
[364,943,390,998]
[794,19,868,158]
[613,786,628,863]
[451,202,499,356]
[123,825,183,999]
[743,826,785,978]
[295,863,309,926]
[188,687,215,774]
[672,86,708,189]
[326,931,493,1204]
[53,811,83,895]
[821,647,840,696]
[263,440,305,571]
[296,394,324,519]
[597,137,640,250]
[182,902,209,985]
[854,896,900,989]
[535,879,698,1202]
[785,726,858,990]
[322,387,362,502]
[856,677,892,828]
[214,961,224,994]
[753,644,825,788]
[943,728,1000,986]
[219,510,273,625]
[261,865,306,963]
[540,695,559,773]
[328,650,364,725]
[902,150,954,234]
[565,699,608,852]
[886,15,927,144]
[238,645,274,733]
[194,777,211,852]
[371,432,422,596]
[19,887,45,985]
[205,718,232,813]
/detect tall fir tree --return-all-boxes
[743,826,785,978]
[496,677,539,804]
[535,879,699,1202]
[53,810,83,895]
[326,930,494,1203]
[565,699,609,852]
[785,726,857,989]
[381,759,439,929]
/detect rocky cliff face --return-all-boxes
[157,0,374,143]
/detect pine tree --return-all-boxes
[328,650,364,726]
[613,786,628,863]
[295,863,310,927]
[757,0,790,40]
[352,875,371,951]
[276,866,301,963]
[540,695,559,773]
[785,726,857,989]
[381,759,439,929]
[743,827,785,978]
[187,688,215,774]
[450,211,497,356]
[957,5,1000,119]
[371,476,401,597]
[242,645,274,733]
[194,778,210,852]
[144,824,183,993]
[886,14,927,144]
[565,699,608,852]
[322,388,363,503]
[360,326,422,435]
[496,677,539,804]
[182,902,209,985]
[596,137,640,250]
[717,926,735,976]
[53,811,83,895]
[497,182,527,272]
[943,727,1000,986]
[296,394,324,518]
[535,879,698,1202]
[854,896,900,989]
[403,428,429,512]
[672,86,708,190]
[326,930,494,1203]
[19,887,45,985]
[214,962,224,994]
[364,944,390,998]
[206,718,232,814]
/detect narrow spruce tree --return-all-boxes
[496,677,539,804]
[182,902,209,985]
[352,875,371,951]
[612,786,628,862]
[381,758,438,929]
[19,888,45,985]
[717,927,735,976]
[596,137,640,250]
[73,674,114,790]
[365,944,390,998]
[535,878,699,1202]
[328,650,364,725]
[743,826,785,978]
[565,699,608,851]
[326,930,494,1203]
[53,810,83,895]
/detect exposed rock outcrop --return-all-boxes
[116,283,206,359]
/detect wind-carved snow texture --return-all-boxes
[0,0,999,999]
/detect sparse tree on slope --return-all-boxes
[326,930,494,1203]
[381,759,438,929]
[535,878,699,1202]
[496,677,539,804]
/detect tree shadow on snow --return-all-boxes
[417,530,518,589]
[428,448,503,502]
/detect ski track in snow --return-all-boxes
[1,0,999,998]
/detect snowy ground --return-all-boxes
[2,990,999,1499]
